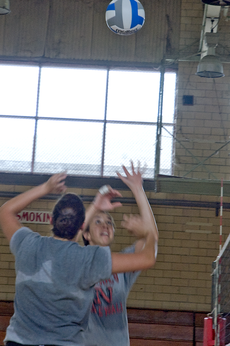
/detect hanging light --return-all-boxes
[196,32,224,78]
[196,54,224,77]
[0,0,10,15]
[201,0,230,5]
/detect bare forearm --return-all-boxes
[111,231,156,273]
[73,194,102,242]
[75,203,98,242]
[0,183,49,241]
[0,173,67,242]
[84,203,98,230]
[117,163,158,247]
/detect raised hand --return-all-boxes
[117,160,158,250]
[0,172,68,242]
[93,185,122,211]
[116,161,145,193]
[45,172,67,195]
[121,214,148,239]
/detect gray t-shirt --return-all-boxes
[83,245,140,346]
[5,227,112,346]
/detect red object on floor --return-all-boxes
[203,316,226,346]
[203,317,215,346]
[218,316,226,346]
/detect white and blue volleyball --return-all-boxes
[105,0,145,36]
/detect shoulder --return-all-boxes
[10,227,39,254]
[67,244,111,269]
[83,244,111,262]
[80,245,112,286]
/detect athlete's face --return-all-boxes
[86,212,115,247]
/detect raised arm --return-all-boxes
[0,173,67,242]
[109,162,158,273]
[111,217,156,273]
[117,161,158,252]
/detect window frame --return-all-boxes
[0,61,177,179]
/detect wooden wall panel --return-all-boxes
[130,341,193,346]
[129,323,193,341]
[0,303,206,346]
[45,0,94,60]
[0,332,5,346]
[0,0,181,64]
[0,0,49,57]
[127,308,194,325]
[0,316,10,333]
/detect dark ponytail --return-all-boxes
[52,193,85,240]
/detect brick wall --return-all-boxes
[175,0,230,180]
[0,183,228,313]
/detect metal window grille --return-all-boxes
[0,64,176,178]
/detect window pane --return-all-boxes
[162,72,176,123]
[160,126,174,175]
[0,65,39,116]
[38,67,107,119]
[0,63,176,178]
[104,123,156,178]
[107,70,160,122]
[34,120,104,175]
[0,118,35,172]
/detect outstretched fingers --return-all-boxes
[131,160,136,174]
[122,164,131,178]
[117,160,144,190]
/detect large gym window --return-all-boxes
[0,64,176,178]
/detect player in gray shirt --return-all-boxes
[0,171,157,346]
[82,162,159,346]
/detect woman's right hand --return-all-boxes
[93,185,122,211]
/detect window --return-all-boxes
[0,64,176,178]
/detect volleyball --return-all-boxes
[105,0,145,36]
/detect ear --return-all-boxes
[49,216,53,225]
[83,230,91,242]
[80,222,85,230]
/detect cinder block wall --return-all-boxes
[175,61,230,180]
[175,0,230,180]
[0,183,229,313]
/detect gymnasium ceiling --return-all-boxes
[0,0,181,65]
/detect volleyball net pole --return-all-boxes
[220,178,223,254]
[215,178,224,346]
[216,178,223,346]
[204,178,226,346]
